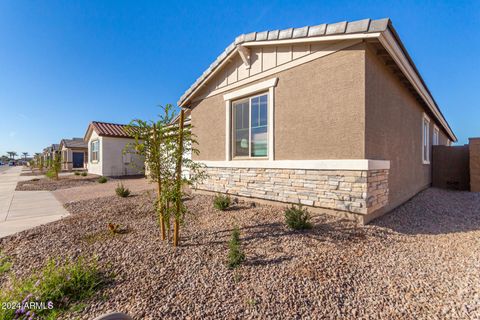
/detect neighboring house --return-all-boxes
[84,121,145,177]
[42,144,60,164]
[177,18,457,223]
[59,138,88,171]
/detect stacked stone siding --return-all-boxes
[197,167,389,215]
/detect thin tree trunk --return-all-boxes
[153,123,166,241]
[173,110,185,247]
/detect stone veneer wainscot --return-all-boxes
[196,167,389,215]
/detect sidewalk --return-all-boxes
[0,167,69,238]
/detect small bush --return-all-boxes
[0,257,104,319]
[115,183,130,197]
[214,193,231,211]
[81,172,87,177]
[98,176,107,183]
[74,171,80,176]
[227,227,245,269]
[285,205,313,230]
[45,169,56,179]
[0,251,12,275]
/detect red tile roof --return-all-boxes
[91,121,136,138]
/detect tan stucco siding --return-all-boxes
[190,43,366,161]
[364,46,447,211]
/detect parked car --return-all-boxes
[8,161,15,166]
[0,162,4,165]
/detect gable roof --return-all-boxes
[177,18,456,142]
[60,138,87,149]
[84,121,136,141]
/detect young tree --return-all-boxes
[22,152,28,161]
[47,152,62,180]
[127,105,205,246]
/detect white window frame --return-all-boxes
[91,140,99,162]
[433,125,439,146]
[231,93,269,159]
[224,77,277,161]
[422,113,430,164]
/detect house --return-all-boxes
[84,121,145,177]
[59,138,88,171]
[42,144,60,164]
[177,18,457,223]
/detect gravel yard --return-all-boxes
[15,174,100,191]
[53,176,154,203]
[1,188,479,319]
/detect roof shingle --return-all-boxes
[91,121,135,138]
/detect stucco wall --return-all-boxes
[190,42,366,161]
[364,45,450,211]
[87,130,103,176]
[100,137,145,177]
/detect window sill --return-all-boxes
[231,157,269,161]
[423,160,430,165]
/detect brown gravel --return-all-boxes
[1,188,479,319]
[15,174,100,191]
[53,176,154,204]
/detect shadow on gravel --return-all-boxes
[370,188,480,236]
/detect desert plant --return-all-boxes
[45,169,56,179]
[227,227,245,269]
[214,193,231,211]
[284,205,313,230]
[126,107,205,246]
[0,257,104,319]
[0,251,12,275]
[74,171,80,176]
[81,172,87,176]
[115,183,130,197]
[98,176,107,183]
[47,151,62,180]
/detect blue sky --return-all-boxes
[0,0,479,156]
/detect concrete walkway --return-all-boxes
[0,167,69,238]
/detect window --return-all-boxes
[422,114,430,164]
[433,126,439,146]
[91,140,99,162]
[232,93,268,158]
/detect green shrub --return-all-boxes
[74,171,80,176]
[98,176,107,183]
[81,172,87,177]
[227,227,245,269]
[0,251,12,275]
[0,257,104,319]
[45,169,56,179]
[115,183,130,198]
[214,193,231,211]
[284,205,313,230]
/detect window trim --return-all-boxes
[422,113,430,164]
[231,93,269,160]
[433,125,439,146]
[224,77,277,161]
[91,140,100,163]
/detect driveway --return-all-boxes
[0,166,69,238]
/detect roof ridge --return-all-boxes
[91,120,129,127]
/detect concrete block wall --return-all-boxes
[469,138,480,192]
